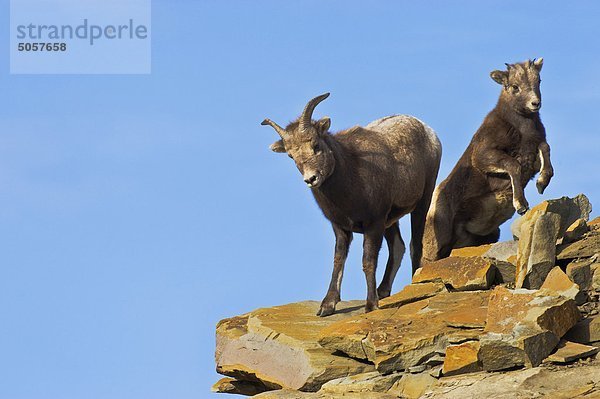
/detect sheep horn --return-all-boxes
[261,118,288,139]
[299,93,330,132]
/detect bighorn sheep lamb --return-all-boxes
[423,58,553,262]
[262,93,441,316]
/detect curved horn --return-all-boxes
[261,118,288,139]
[299,93,330,131]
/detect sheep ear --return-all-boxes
[490,70,509,86]
[533,57,544,72]
[317,117,331,135]
[270,139,286,153]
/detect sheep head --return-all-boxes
[262,93,336,188]
[490,58,543,114]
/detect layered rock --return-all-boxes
[379,281,447,309]
[252,389,399,399]
[214,194,599,397]
[215,301,374,393]
[483,241,518,283]
[413,257,495,291]
[513,194,593,289]
[318,291,489,373]
[442,341,481,376]
[319,371,401,394]
[251,362,600,399]
[511,194,592,239]
[558,232,600,260]
[546,340,599,363]
[540,266,583,303]
[563,218,589,243]
[478,286,580,370]
[422,362,600,399]
[515,211,561,289]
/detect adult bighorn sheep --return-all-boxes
[262,93,441,316]
[423,58,553,262]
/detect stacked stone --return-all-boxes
[214,194,600,398]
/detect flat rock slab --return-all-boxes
[483,241,518,263]
[253,389,399,399]
[379,282,447,309]
[422,363,600,399]
[320,371,402,394]
[413,257,495,291]
[563,218,589,243]
[481,241,519,284]
[540,266,582,303]
[557,232,600,260]
[479,286,581,370]
[512,194,592,240]
[318,291,489,373]
[215,301,374,393]
[450,244,492,258]
[442,341,482,376]
[211,377,268,396]
[389,372,437,399]
[546,340,599,363]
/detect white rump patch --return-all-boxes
[414,117,442,155]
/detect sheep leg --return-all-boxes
[363,225,385,313]
[422,187,455,262]
[377,223,405,299]
[536,141,554,194]
[317,225,352,317]
[473,150,528,215]
[410,178,437,273]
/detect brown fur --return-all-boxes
[423,58,553,262]
[262,94,441,316]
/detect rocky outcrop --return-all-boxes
[442,341,481,376]
[412,257,495,290]
[478,286,580,370]
[513,194,592,289]
[317,291,489,373]
[215,301,374,393]
[379,281,447,309]
[245,361,600,399]
[515,211,561,289]
[214,195,600,397]
[546,340,599,363]
[511,194,592,239]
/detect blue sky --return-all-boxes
[0,1,599,398]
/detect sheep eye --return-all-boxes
[314,143,321,153]
[511,85,520,93]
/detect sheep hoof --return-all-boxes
[536,180,547,194]
[517,206,529,216]
[317,302,336,317]
[377,287,391,299]
[365,302,379,313]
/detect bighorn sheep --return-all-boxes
[262,93,441,316]
[423,58,553,262]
